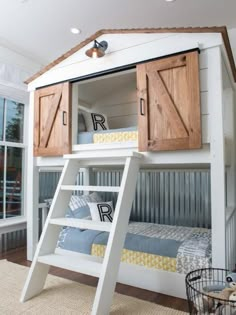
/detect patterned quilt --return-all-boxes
[58,222,211,274]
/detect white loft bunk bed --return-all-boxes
[23,27,236,312]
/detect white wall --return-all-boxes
[94,77,137,129]
[29,33,222,90]
[0,44,41,102]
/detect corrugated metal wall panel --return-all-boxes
[0,229,26,252]
[39,172,61,202]
[0,169,210,251]
[95,169,211,228]
[39,169,211,228]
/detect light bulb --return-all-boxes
[70,28,81,34]
[92,50,98,58]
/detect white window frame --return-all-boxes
[0,91,28,232]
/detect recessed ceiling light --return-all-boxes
[70,28,81,35]
[165,0,176,2]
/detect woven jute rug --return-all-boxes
[0,259,187,314]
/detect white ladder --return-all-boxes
[21,151,142,315]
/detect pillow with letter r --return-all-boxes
[69,192,102,211]
[87,201,114,222]
[81,110,109,132]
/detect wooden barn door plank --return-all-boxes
[148,70,188,138]
[34,82,72,156]
[39,91,62,147]
[137,50,201,152]
[137,64,149,152]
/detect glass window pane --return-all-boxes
[5,100,24,143]
[0,146,4,219]
[0,97,4,141]
[6,147,22,218]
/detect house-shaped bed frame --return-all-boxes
[23,27,236,310]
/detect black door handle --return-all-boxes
[140,98,145,116]
[62,111,67,126]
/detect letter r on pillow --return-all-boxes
[91,113,107,130]
[97,203,113,222]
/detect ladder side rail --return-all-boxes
[20,159,79,302]
[92,156,141,315]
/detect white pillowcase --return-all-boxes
[81,110,109,132]
[88,201,114,222]
[69,192,102,211]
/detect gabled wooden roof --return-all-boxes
[25,26,236,84]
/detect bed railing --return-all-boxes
[226,207,236,271]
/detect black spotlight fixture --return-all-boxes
[85,40,108,58]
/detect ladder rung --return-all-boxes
[38,253,102,277]
[50,218,112,232]
[60,185,120,192]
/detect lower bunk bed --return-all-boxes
[55,193,212,299]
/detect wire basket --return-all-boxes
[185,268,236,315]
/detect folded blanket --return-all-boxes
[57,221,212,274]
[176,230,211,274]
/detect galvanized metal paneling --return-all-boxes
[0,229,26,251]
[226,209,236,270]
[39,172,61,202]
[39,169,211,228]
[95,169,211,228]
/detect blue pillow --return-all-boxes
[65,208,75,218]
[58,205,91,250]
[66,205,91,219]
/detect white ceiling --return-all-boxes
[0,0,236,66]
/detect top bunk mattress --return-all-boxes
[77,126,138,144]
[58,221,211,274]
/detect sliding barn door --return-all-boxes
[34,82,72,156]
[137,51,201,152]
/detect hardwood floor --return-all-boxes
[0,246,189,313]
